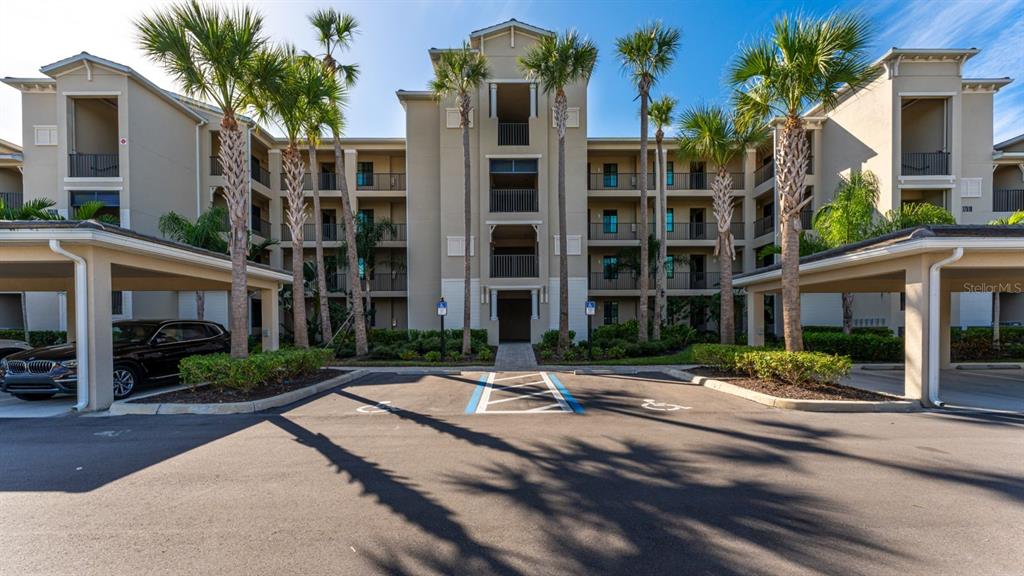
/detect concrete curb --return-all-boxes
[108,369,369,416]
[666,369,920,413]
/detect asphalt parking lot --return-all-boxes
[1,370,1022,576]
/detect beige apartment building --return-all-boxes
[1,20,1019,343]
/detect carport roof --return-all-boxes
[735,225,1024,287]
[0,220,291,283]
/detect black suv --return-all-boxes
[0,320,230,400]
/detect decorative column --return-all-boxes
[529,83,537,118]
[489,83,497,119]
[490,289,498,321]
[531,289,539,320]
[746,290,765,346]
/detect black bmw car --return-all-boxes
[0,320,230,401]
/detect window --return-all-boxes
[602,210,618,234]
[603,164,618,188]
[666,161,674,186]
[70,191,120,221]
[666,208,674,233]
[356,162,373,186]
[665,255,675,279]
[34,125,58,146]
[357,208,374,226]
[603,301,619,325]
[489,159,538,173]
[358,257,366,279]
[602,256,618,280]
[180,323,210,341]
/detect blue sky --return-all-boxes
[1,0,1021,144]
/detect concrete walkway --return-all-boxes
[495,342,538,371]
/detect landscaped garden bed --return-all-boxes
[333,328,495,365]
[534,321,704,364]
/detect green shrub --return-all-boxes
[477,347,494,362]
[0,330,67,347]
[446,350,463,363]
[605,345,626,359]
[180,348,333,392]
[540,329,576,348]
[591,320,639,345]
[692,344,755,372]
[399,350,420,361]
[423,351,441,363]
[951,326,1024,361]
[803,332,903,362]
[735,350,852,386]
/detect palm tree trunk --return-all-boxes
[219,119,249,358]
[556,91,570,354]
[461,97,472,356]
[637,89,650,343]
[333,135,368,356]
[993,292,1001,350]
[308,144,332,345]
[713,169,735,345]
[777,117,810,352]
[195,291,205,321]
[842,293,854,334]
[283,147,309,348]
[653,134,665,341]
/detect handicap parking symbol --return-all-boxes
[641,399,690,412]
[356,401,401,414]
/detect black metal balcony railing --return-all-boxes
[755,161,774,186]
[251,218,272,239]
[356,173,406,192]
[280,222,406,242]
[588,173,654,190]
[328,271,408,293]
[994,189,1024,213]
[665,222,712,241]
[210,156,223,176]
[589,271,723,291]
[665,171,746,191]
[732,221,745,240]
[754,214,774,237]
[69,153,119,178]
[800,207,813,230]
[498,122,529,146]
[490,188,538,212]
[491,254,538,278]
[589,222,646,241]
[902,152,950,176]
[252,165,271,188]
[0,191,23,209]
[590,270,640,290]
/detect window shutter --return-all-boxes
[960,177,982,199]
[34,125,58,146]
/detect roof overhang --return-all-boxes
[962,77,1013,93]
[468,19,554,40]
[1,77,56,93]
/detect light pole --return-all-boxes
[585,300,596,360]
[437,297,448,358]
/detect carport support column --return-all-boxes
[746,290,765,346]
[939,286,953,369]
[65,288,76,342]
[489,289,497,321]
[85,251,114,411]
[260,287,280,352]
[904,259,931,406]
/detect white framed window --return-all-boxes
[551,107,580,129]
[960,177,982,199]
[447,235,476,256]
[34,125,58,146]
[446,108,474,129]
[553,234,582,255]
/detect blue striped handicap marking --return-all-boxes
[465,373,491,414]
[547,373,584,414]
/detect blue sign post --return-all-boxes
[585,300,597,360]
[437,298,448,357]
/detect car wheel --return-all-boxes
[13,393,56,401]
[112,365,138,399]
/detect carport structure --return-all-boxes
[0,221,291,411]
[735,226,1024,407]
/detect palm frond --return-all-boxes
[429,42,490,105]
[519,29,598,94]
[615,22,681,93]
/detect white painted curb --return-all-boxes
[109,369,368,416]
[666,369,919,413]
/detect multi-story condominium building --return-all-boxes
[1,20,1019,343]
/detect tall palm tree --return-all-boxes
[812,170,879,333]
[730,12,875,351]
[678,104,766,345]
[519,30,598,355]
[309,8,367,354]
[0,197,60,220]
[616,22,680,342]
[430,42,490,356]
[648,95,676,340]
[137,0,276,358]
[159,207,230,320]
[252,50,334,348]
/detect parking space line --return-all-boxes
[546,372,584,414]
[464,373,491,414]
[475,372,497,414]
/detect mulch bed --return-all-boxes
[129,369,344,404]
[688,367,894,402]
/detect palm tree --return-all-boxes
[616,22,680,342]
[647,95,676,340]
[519,30,598,355]
[0,197,60,220]
[252,50,335,349]
[678,105,766,344]
[990,211,1024,225]
[137,0,276,358]
[871,203,955,235]
[340,218,399,331]
[309,8,368,355]
[812,170,879,333]
[430,42,490,356]
[730,12,875,351]
[159,207,229,320]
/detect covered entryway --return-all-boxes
[735,226,1024,410]
[0,222,290,411]
[497,290,531,342]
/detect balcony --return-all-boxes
[211,156,223,176]
[490,188,538,212]
[994,189,1024,213]
[498,122,529,146]
[754,214,774,237]
[800,207,813,230]
[281,222,341,242]
[69,153,119,178]
[0,191,22,209]
[328,271,407,293]
[589,222,646,241]
[491,254,538,278]
[589,173,653,191]
[251,218,272,239]
[356,173,405,192]
[252,165,271,188]
[589,271,722,291]
[902,152,950,176]
[665,222,712,241]
[665,171,746,191]
[755,161,774,186]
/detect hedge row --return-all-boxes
[0,329,67,347]
[692,344,852,385]
[334,328,492,361]
[951,327,1024,361]
[180,348,334,392]
[534,321,698,361]
[802,332,903,362]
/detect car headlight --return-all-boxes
[60,359,78,369]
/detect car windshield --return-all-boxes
[112,323,158,344]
